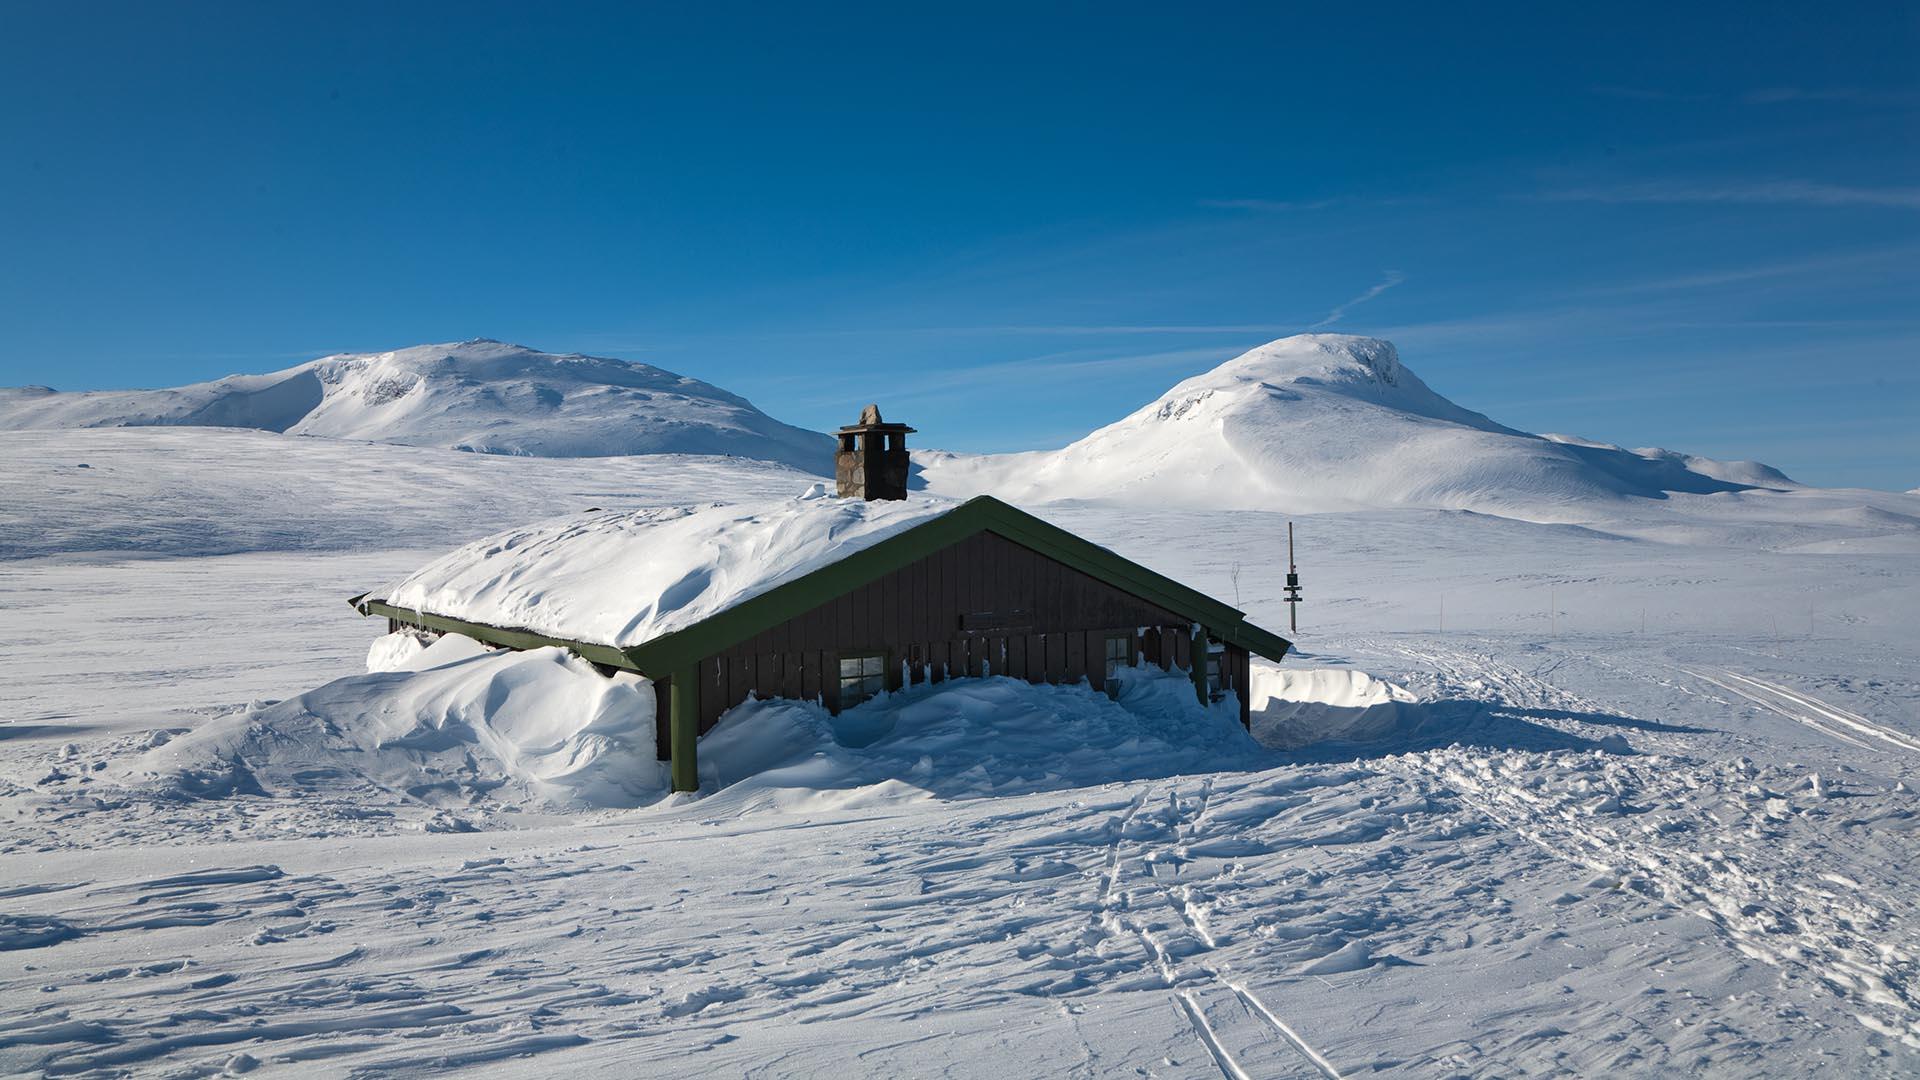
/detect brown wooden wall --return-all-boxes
[658,529,1253,753]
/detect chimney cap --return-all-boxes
[836,403,915,434]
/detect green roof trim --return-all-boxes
[355,495,1291,676]
[352,596,643,672]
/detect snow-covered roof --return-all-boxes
[374,489,959,649]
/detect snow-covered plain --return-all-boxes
[5,343,1920,1075]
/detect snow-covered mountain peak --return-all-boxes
[1156,333,1509,434]
[0,340,833,471]
[1203,333,1403,389]
[921,334,1796,520]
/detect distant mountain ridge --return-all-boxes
[0,339,834,472]
[918,334,1799,520]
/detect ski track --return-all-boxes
[0,768,1470,1076]
[1178,990,1253,1080]
[1228,982,1345,1080]
[1354,637,1920,1051]
[1689,668,1920,755]
[1100,777,1349,1078]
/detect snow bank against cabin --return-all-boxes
[376,488,956,648]
[113,640,1258,819]
[117,636,664,810]
[1247,663,1420,749]
[697,666,1261,811]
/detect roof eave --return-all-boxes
[356,598,642,673]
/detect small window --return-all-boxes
[1205,646,1226,702]
[1104,634,1131,680]
[838,652,888,708]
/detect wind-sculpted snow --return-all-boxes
[116,643,666,811]
[0,338,835,471]
[85,644,1262,825]
[1246,664,1422,749]
[920,333,1801,521]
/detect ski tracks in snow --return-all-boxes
[1094,776,1345,1079]
[1358,637,1920,1051]
[1687,668,1920,756]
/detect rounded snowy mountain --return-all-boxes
[0,339,833,471]
[921,334,1793,519]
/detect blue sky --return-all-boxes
[3,3,1916,489]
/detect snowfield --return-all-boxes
[4,334,1920,1076]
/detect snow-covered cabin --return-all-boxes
[350,406,1292,791]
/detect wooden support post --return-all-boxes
[1191,626,1209,707]
[670,665,699,794]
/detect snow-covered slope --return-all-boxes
[0,339,834,471]
[920,334,1798,520]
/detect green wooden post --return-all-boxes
[1191,626,1209,707]
[670,665,699,793]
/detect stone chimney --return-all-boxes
[835,404,914,500]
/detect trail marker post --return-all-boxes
[1283,521,1303,634]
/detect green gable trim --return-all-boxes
[617,496,1290,674]
[962,498,1292,662]
[352,595,641,672]
[352,495,1291,678]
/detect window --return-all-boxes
[838,652,887,708]
[1104,634,1132,680]
[1205,645,1226,702]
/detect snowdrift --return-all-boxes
[0,339,833,472]
[118,639,666,811]
[1246,664,1421,749]
[920,334,1797,520]
[696,666,1262,810]
[114,632,1270,816]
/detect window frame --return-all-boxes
[1103,633,1132,681]
[836,650,890,709]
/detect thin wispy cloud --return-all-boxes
[1590,85,1920,107]
[779,346,1236,412]
[1310,271,1406,329]
[1540,179,1920,209]
[1572,245,1920,296]
[1198,197,1340,212]
[571,323,1304,348]
[912,323,1297,336]
[1199,195,1430,213]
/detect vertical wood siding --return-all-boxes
[697,530,1221,735]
